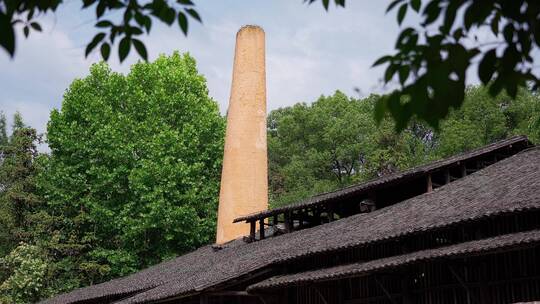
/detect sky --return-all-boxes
[0,1,411,138]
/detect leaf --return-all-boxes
[503,23,514,43]
[384,64,397,82]
[23,26,29,38]
[0,13,15,56]
[96,20,113,28]
[100,42,110,61]
[162,7,176,25]
[386,0,404,13]
[144,16,152,33]
[399,66,410,84]
[322,0,330,10]
[85,33,106,57]
[83,0,98,8]
[178,12,188,35]
[177,0,194,5]
[132,39,147,61]
[490,12,500,36]
[422,0,441,25]
[372,55,392,67]
[119,37,131,62]
[534,21,540,48]
[441,1,459,33]
[478,49,496,84]
[397,4,408,25]
[185,8,202,23]
[30,22,42,32]
[410,0,421,12]
[96,1,106,18]
[452,28,463,41]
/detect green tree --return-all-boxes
[38,53,224,288]
[0,112,7,149]
[0,123,41,257]
[268,91,431,207]
[269,86,540,207]
[436,86,540,156]
[0,243,50,304]
[11,112,25,132]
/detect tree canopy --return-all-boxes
[268,86,540,207]
[37,52,224,291]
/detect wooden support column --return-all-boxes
[449,265,472,304]
[297,211,304,229]
[249,220,256,241]
[444,169,450,184]
[200,294,209,304]
[375,277,398,304]
[273,214,279,236]
[284,211,292,233]
[259,218,265,240]
[427,174,433,192]
[328,208,334,222]
[461,163,467,177]
[401,270,413,304]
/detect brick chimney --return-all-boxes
[216,25,268,244]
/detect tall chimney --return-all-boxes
[216,25,268,244]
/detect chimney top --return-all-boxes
[238,24,265,34]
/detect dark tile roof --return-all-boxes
[247,229,540,292]
[234,135,530,223]
[41,143,540,304]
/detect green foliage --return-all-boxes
[39,52,224,289]
[0,0,201,62]
[0,112,7,148]
[373,0,540,130]
[0,244,50,304]
[0,123,41,258]
[269,86,540,207]
[268,91,431,207]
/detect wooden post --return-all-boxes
[461,163,467,177]
[249,220,256,241]
[444,169,450,184]
[200,294,209,304]
[427,174,433,192]
[284,211,292,233]
[273,214,279,236]
[259,218,265,240]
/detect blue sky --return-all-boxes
[0,1,410,137]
